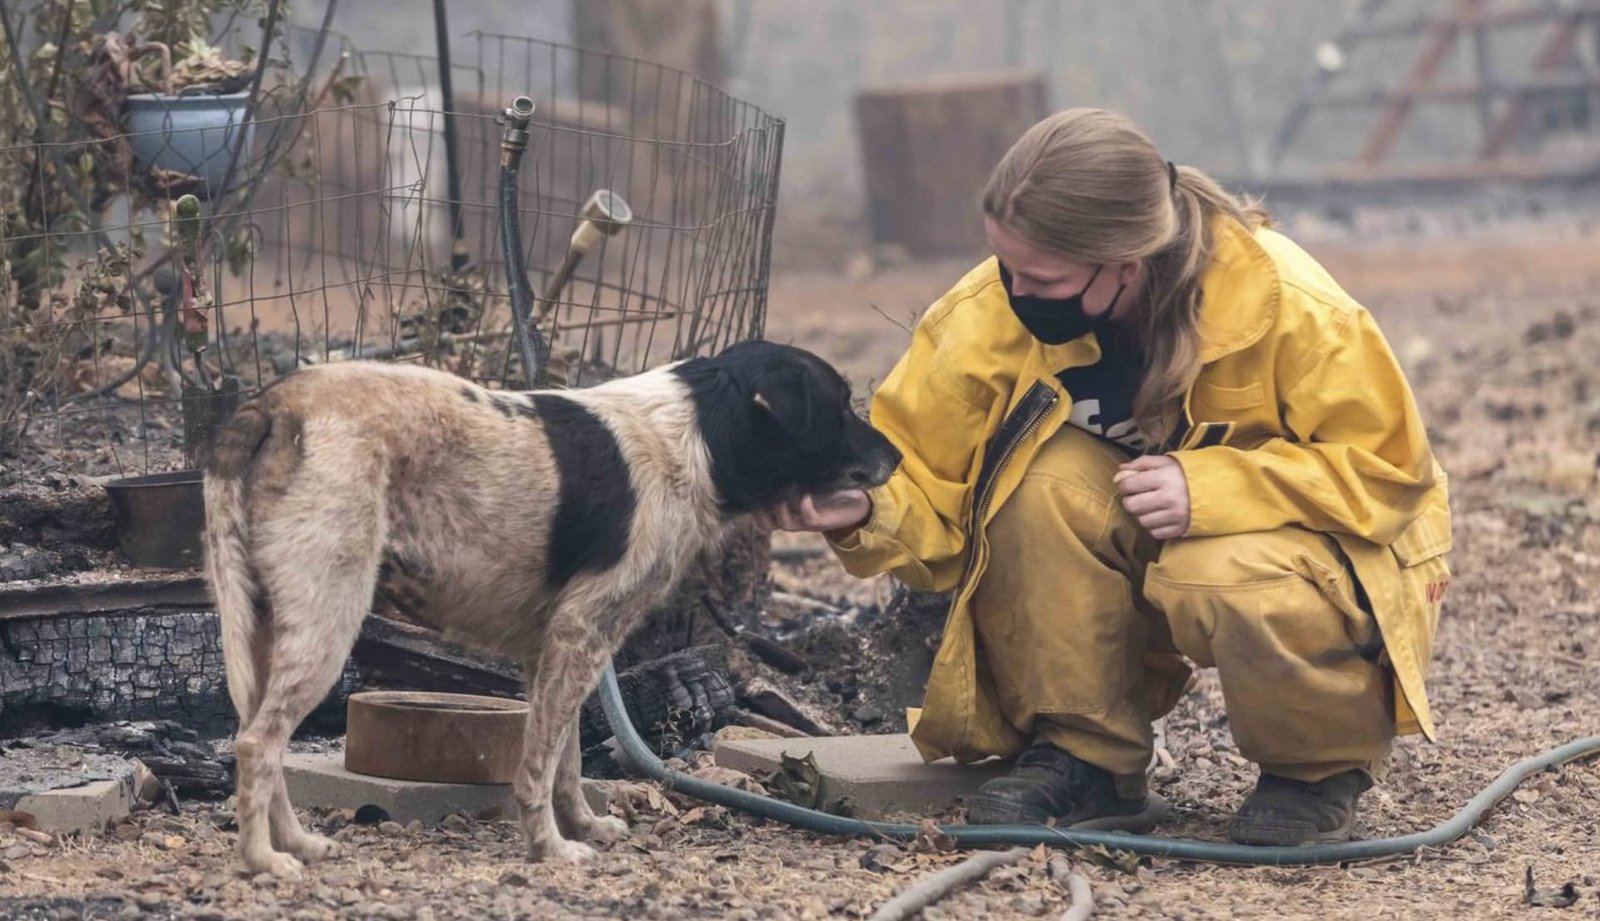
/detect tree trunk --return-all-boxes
[855,73,1050,257]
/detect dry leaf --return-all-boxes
[909,818,956,854]
[0,811,38,831]
[1524,866,1580,908]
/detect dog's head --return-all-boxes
[678,340,902,513]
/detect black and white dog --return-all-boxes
[202,340,900,876]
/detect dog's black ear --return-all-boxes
[752,364,813,439]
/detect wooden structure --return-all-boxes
[1268,0,1600,183]
[855,72,1050,258]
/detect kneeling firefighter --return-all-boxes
[766,107,1452,846]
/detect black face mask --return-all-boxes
[999,262,1125,346]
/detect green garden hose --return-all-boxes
[598,661,1600,866]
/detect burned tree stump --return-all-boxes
[855,72,1050,257]
[614,515,771,669]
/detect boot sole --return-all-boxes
[965,792,1170,833]
[1228,813,1360,847]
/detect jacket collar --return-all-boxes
[1196,216,1279,363]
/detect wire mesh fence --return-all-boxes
[1,28,785,480]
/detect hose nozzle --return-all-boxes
[569,189,634,256]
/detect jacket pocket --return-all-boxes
[1196,380,1265,411]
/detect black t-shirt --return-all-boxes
[1056,326,1150,453]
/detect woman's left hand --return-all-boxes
[1115,454,1191,540]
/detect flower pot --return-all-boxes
[125,91,255,198]
[103,469,206,570]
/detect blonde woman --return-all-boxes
[768,108,1452,846]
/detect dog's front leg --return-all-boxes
[516,626,614,863]
[552,715,628,844]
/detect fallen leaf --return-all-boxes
[1076,844,1142,875]
[909,818,956,854]
[859,843,911,873]
[0,811,38,831]
[1524,866,1580,908]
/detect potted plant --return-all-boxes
[115,33,256,199]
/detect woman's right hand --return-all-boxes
[762,490,872,534]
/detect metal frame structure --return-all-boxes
[1269,0,1600,179]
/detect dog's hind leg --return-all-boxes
[552,714,627,844]
[235,466,386,877]
[515,615,617,863]
[236,551,376,876]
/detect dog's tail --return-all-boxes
[203,401,275,725]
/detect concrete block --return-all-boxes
[282,752,609,824]
[14,773,136,836]
[713,733,1009,818]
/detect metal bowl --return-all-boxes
[344,691,528,785]
[103,469,206,570]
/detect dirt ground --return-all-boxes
[5,210,1600,919]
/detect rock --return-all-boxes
[851,705,885,725]
[136,892,165,909]
[378,821,404,836]
[404,820,423,834]
[498,870,529,888]
[4,844,29,860]
[441,814,470,833]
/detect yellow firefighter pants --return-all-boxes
[971,425,1396,785]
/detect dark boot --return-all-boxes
[964,742,1167,830]
[1230,769,1370,846]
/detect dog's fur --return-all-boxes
[202,341,900,876]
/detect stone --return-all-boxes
[12,772,136,836]
[713,734,1009,817]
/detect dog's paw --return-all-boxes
[579,815,628,844]
[533,838,598,864]
[246,850,305,879]
[285,831,342,865]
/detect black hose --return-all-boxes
[497,95,548,388]
[598,661,1600,865]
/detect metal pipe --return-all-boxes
[432,0,467,272]
[498,95,548,388]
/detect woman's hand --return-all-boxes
[761,490,872,534]
[1115,454,1191,540]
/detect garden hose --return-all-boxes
[598,661,1600,866]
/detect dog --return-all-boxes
[202,340,901,876]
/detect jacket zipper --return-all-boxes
[955,381,1060,590]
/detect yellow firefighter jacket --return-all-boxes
[828,215,1452,764]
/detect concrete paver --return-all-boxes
[713,733,1008,817]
